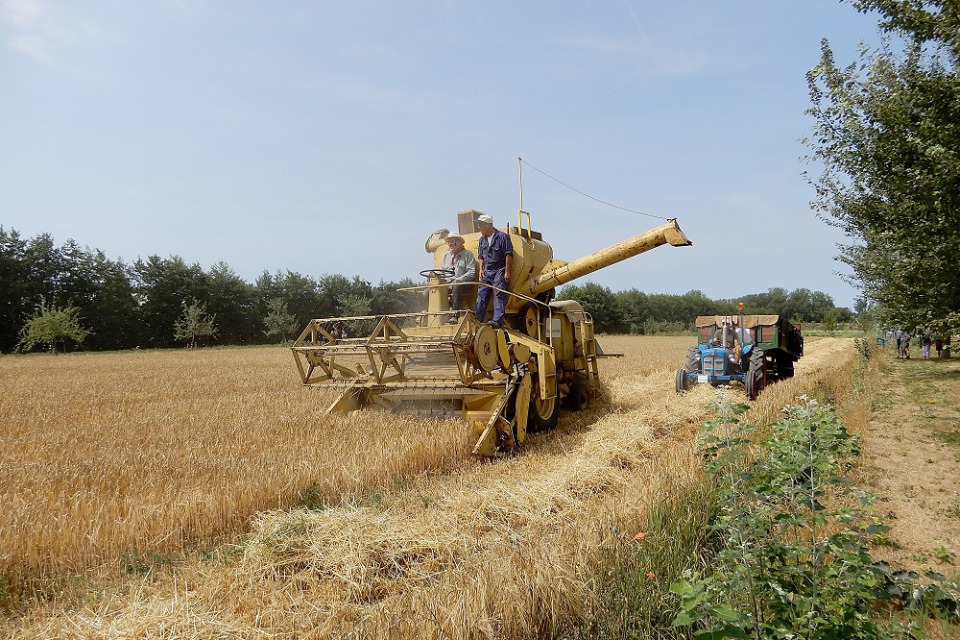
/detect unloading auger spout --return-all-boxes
[520,219,691,298]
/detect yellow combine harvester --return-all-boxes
[291,209,691,456]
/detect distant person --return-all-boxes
[440,233,476,311]
[713,317,742,363]
[895,328,905,358]
[921,332,932,359]
[473,213,513,328]
[902,333,911,360]
[936,337,944,358]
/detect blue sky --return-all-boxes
[1,1,882,308]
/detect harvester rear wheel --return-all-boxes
[564,374,590,411]
[528,378,560,432]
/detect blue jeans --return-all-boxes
[475,268,508,323]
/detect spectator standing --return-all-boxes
[921,332,932,359]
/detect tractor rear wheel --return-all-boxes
[685,346,701,373]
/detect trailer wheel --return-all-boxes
[778,355,795,379]
[675,369,689,394]
[528,378,560,432]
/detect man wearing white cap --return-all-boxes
[473,213,513,328]
[441,232,476,310]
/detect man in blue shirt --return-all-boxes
[473,213,513,328]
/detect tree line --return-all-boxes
[556,283,853,335]
[0,228,419,353]
[0,226,856,353]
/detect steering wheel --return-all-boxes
[420,268,454,280]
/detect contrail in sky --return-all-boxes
[624,1,652,47]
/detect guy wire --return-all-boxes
[518,157,670,221]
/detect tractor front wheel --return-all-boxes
[746,348,766,400]
[675,369,689,394]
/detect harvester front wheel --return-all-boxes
[528,378,560,432]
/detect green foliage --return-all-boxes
[671,398,917,639]
[263,297,298,343]
[557,284,850,335]
[593,479,717,639]
[806,1,960,335]
[17,303,89,355]
[120,551,168,576]
[298,482,332,511]
[173,299,218,348]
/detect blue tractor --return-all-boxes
[675,311,803,400]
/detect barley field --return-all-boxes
[0,335,855,638]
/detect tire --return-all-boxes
[564,374,591,411]
[675,369,688,394]
[778,355,795,379]
[685,346,701,373]
[745,369,759,400]
[528,378,560,432]
[747,348,766,399]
